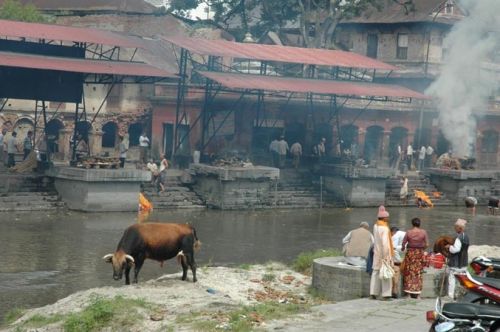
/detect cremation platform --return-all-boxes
[189,163,279,209]
[47,166,150,212]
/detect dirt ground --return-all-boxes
[3,263,321,331]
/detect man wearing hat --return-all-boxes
[445,218,470,299]
[369,205,394,300]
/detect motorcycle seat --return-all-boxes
[442,303,500,319]
[473,275,500,289]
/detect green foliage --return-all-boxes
[63,295,154,332]
[0,0,47,22]
[169,0,413,47]
[262,273,276,282]
[181,302,308,332]
[3,308,24,326]
[238,263,252,270]
[292,248,341,274]
[7,295,157,332]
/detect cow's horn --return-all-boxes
[102,254,113,262]
[125,255,135,263]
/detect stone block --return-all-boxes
[312,257,448,302]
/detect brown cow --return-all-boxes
[433,235,455,257]
[103,223,201,285]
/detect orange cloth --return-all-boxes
[139,193,153,212]
[376,219,394,258]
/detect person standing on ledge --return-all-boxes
[118,136,128,168]
[369,205,394,301]
[139,132,150,166]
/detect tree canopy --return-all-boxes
[0,0,47,22]
[169,0,414,48]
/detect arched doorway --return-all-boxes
[340,125,359,157]
[285,122,305,146]
[45,119,64,153]
[313,123,332,153]
[480,129,498,169]
[436,131,450,157]
[102,122,118,148]
[364,125,383,164]
[13,118,34,141]
[389,127,408,167]
[128,122,142,147]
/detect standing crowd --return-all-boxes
[342,205,470,300]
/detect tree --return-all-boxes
[169,0,414,48]
[0,0,47,22]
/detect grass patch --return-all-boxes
[307,286,330,302]
[178,302,309,332]
[292,248,341,274]
[262,273,276,282]
[3,308,24,325]
[63,295,156,332]
[15,314,64,330]
[9,295,159,332]
[238,263,252,270]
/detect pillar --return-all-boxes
[381,130,391,167]
[59,129,73,161]
[88,129,103,157]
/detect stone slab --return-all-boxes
[189,163,279,181]
[48,166,150,212]
[312,256,447,302]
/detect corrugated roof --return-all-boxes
[164,36,397,70]
[198,71,429,100]
[0,19,145,49]
[0,51,176,78]
[0,0,156,14]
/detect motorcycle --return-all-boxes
[426,297,500,332]
[455,270,500,304]
[470,257,500,278]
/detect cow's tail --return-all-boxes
[192,226,202,252]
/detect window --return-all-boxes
[396,33,408,60]
[367,34,378,59]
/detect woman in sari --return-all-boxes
[402,217,429,299]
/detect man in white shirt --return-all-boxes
[418,146,426,171]
[406,143,414,170]
[290,141,302,169]
[391,226,406,298]
[426,145,434,168]
[139,132,150,165]
[269,138,279,167]
[276,136,289,168]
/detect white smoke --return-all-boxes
[426,0,500,158]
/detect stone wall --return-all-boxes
[312,256,447,302]
[189,164,279,210]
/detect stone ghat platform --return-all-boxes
[312,256,446,302]
[426,168,500,204]
[47,166,150,212]
[189,164,279,210]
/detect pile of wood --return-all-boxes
[77,156,120,169]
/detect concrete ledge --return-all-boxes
[48,166,150,212]
[189,164,279,181]
[312,256,448,302]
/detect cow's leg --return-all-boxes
[133,256,145,284]
[180,256,188,281]
[187,252,197,283]
[125,265,131,285]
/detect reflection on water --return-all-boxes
[0,207,498,320]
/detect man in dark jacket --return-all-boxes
[445,218,469,299]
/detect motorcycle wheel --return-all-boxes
[428,321,437,332]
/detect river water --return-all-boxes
[0,207,498,320]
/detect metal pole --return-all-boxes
[71,103,79,163]
[319,176,323,209]
[42,101,50,162]
[173,48,187,163]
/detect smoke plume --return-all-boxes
[426,0,500,158]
